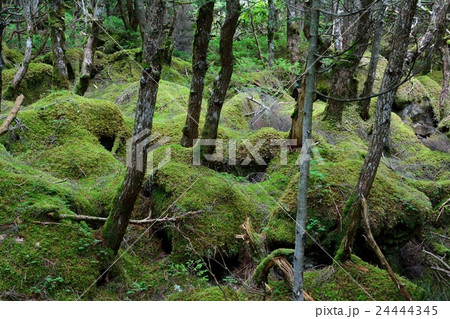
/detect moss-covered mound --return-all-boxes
[2,44,24,68]
[266,103,440,257]
[2,63,53,104]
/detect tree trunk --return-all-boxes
[117,0,131,30]
[162,0,178,65]
[102,0,166,255]
[0,3,5,112]
[75,0,104,96]
[9,0,37,95]
[286,0,300,63]
[440,42,449,120]
[337,0,418,262]
[181,0,215,148]
[359,0,387,120]
[267,0,275,66]
[331,0,343,51]
[323,0,373,123]
[248,0,264,64]
[199,0,240,157]
[293,0,319,302]
[49,0,70,89]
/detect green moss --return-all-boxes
[416,75,445,119]
[2,44,23,68]
[2,63,53,104]
[167,286,240,301]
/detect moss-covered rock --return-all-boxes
[2,44,23,68]
[2,63,53,104]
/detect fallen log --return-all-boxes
[47,210,203,225]
[0,94,24,136]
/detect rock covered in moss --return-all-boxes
[2,44,23,68]
[2,63,53,104]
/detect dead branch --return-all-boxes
[423,249,450,271]
[436,197,449,222]
[47,210,203,225]
[360,196,412,300]
[0,94,24,136]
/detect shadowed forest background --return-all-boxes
[0,0,449,301]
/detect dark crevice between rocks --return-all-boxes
[99,135,115,151]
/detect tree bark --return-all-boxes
[199,0,240,157]
[286,0,300,63]
[49,0,70,89]
[0,2,5,111]
[293,0,319,302]
[8,0,38,95]
[337,0,418,262]
[0,95,24,136]
[323,0,373,123]
[267,0,275,66]
[162,0,178,65]
[75,0,105,96]
[102,0,166,255]
[181,0,215,148]
[440,41,449,120]
[331,0,343,51]
[359,0,387,120]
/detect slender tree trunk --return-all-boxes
[117,0,131,30]
[267,0,275,66]
[102,0,166,255]
[181,0,215,148]
[323,0,373,123]
[359,0,387,120]
[286,0,300,63]
[248,1,264,64]
[49,0,70,89]
[440,42,449,120]
[199,0,240,157]
[0,3,5,112]
[75,0,104,96]
[162,0,178,65]
[331,0,343,51]
[337,0,418,262]
[293,0,319,302]
[9,0,37,95]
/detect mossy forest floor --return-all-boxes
[0,46,449,301]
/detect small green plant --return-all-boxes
[44,276,64,292]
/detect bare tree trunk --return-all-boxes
[323,0,373,123]
[162,0,178,65]
[248,0,264,64]
[286,0,300,63]
[9,0,38,95]
[102,0,166,255]
[75,0,104,96]
[440,42,449,120]
[267,0,275,66]
[337,0,418,262]
[181,0,215,148]
[49,0,70,89]
[359,0,387,120]
[331,0,343,51]
[293,0,319,302]
[200,0,240,157]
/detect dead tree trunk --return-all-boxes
[267,0,275,66]
[180,0,215,148]
[75,0,104,96]
[293,0,319,302]
[359,0,387,120]
[49,0,70,89]
[323,0,373,123]
[199,0,240,157]
[440,41,449,120]
[102,0,166,255]
[8,0,38,96]
[337,0,418,262]
[286,0,300,63]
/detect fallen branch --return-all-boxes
[47,210,203,225]
[360,196,412,301]
[436,197,449,222]
[0,94,24,136]
[423,249,450,271]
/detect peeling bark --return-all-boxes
[181,0,215,147]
